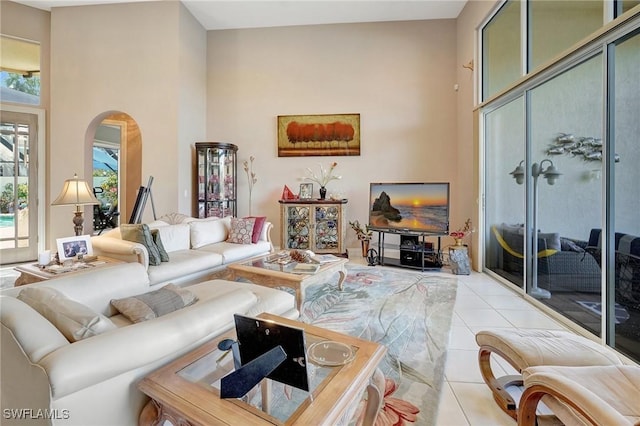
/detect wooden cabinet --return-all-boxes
[279,199,347,254]
[195,142,237,218]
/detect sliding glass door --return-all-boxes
[481,9,640,362]
[527,54,604,332]
[610,29,640,360]
[484,98,525,290]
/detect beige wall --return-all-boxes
[206,20,463,248]
[48,1,206,247]
[456,0,498,266]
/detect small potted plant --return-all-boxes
[349,220,372,257]
[450,218,473,247]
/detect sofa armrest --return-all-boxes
[261,222,274,252]
[542,251,601,275]
[39,288,258,399]
[91,235,148,269]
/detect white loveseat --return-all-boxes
[0,262,297,426]
[91,213,273,287]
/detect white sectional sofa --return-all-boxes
[91,213,273,287]
[0,262,297,426]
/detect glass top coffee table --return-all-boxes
[227,254,349,310]
[138,313,386,426]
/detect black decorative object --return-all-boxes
[220,346,286,399]
[367,248,379,266]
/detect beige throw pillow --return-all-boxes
[189,217,231,249]
[227,217,256,244]
[110,284,198,323]
[18,286,117,342]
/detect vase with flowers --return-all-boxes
[450,218,473,247]
[349,220,372,257]
[304,162,341,199]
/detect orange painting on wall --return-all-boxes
[277,113,360,157]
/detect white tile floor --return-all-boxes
[347,253,570,426]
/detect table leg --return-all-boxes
[296,287,303,311]
[261,378,272,415]
[14,272,42,286]
[337,267,347,291]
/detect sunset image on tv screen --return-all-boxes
[369,183,449,233]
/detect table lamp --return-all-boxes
[52,173,100,236]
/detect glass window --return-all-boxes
[610,29,640,361]
[0,36,41,106]
[484,97,526,289]
[616,1,640,18]
[528,1,603,70]
[528,54,604,323]
[482,0,521,100]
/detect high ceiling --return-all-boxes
[5,0,466,75]
[12,0,467,31]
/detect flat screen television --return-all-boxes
[368,182,450,234]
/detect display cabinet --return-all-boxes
[195,142,238,218]
[279,199,347,255]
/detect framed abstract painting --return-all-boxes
[277,113,360,157]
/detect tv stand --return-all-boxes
[374,230,445,271]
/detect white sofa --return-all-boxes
[0,262,297,426]
[91,213,273,287]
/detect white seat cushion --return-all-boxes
[198,240,271,263]
[186,279,296,318]
[146,250,223,284]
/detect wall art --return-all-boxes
[277,113,360,157]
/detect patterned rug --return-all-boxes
[299,264,458,426]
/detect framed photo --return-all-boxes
[299,183,313,200]
[57,235,93,262]
[277,113,360,157]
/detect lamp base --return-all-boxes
[73,211,85,236]
[530,286,551,299]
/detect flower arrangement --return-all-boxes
[349,220,372,241]
[304,162,341,188]
[450,218,473,240]
[243,156,257,216]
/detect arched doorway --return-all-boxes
[86,112,141,234]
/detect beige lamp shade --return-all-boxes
[52,174,100,236]
[52,174,99,207]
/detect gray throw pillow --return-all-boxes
[560,237,585,253]
[539,232,561,251]
[151,229,170,262]
[110,284,198,323]
[120,224,162,266]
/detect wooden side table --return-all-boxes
[13,257,124,286]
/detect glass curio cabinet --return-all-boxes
[195,142,237,218]
[279,199,347,254]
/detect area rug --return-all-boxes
[299,264,458,426]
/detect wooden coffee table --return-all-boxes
[227,255,349,310]
[13,256,123,286]
[138,313,386,426]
